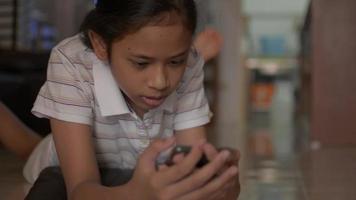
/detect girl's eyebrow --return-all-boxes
[130,55,153,60]
[130,49,190,60]
[170,50,190,58]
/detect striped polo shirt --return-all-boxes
[23,34,211,184]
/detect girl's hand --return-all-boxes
[197,144,241,200]
[162,143,240,200]
[176,151,239,200]
[126,137,206,200]
[126,138,236,200]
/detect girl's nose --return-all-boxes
[148,66,169,91]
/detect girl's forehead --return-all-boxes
[112,23,193,58]
[147,11,185,27]
[122,24,192,45]
[119,17,193,43]
[114,12,192,43]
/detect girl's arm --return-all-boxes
[0,102,41,159]
[50,118,130,200]
[175,125,207,145]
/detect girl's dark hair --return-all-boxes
[80,0,197,52]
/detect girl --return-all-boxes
[22,0,239,199]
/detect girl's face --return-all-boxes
[91,22,193,117]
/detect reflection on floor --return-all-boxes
[300,147,356,200]
[240,80,306,200]
[0,149,29,199]
[240,80,356,200]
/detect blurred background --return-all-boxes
[1,0,356,199]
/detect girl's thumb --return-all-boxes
[140,137,176,166]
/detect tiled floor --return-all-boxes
[240,159,306,200]
[240,81,305,200]
[240,80,356,200]
[240,147,356,200]
[0,149,29,199]
[300,147,356,200]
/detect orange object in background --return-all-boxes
[248,130,274,158]
[250,83,275,111]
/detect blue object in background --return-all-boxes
[41,25,56,50]
[29,18,56,50]
[260,36,286,56]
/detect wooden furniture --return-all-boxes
[300,0,356,146]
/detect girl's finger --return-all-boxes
[165,150,232,199]
[202,143,218,161]
[172,153,185,164]
[176,165,238,200]
[219,147,241,166]
[158,164,169,171]
[205,178,237,200]
[156,143,204,185]
[139,137,176,171]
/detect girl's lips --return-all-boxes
[142,96,166,107]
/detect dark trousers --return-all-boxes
[25,167,134,200]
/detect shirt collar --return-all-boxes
[92,57,176,117]
[93,58,131,116]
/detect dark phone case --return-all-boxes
[166,145,209,168]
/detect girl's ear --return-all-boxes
[88,31,109,61]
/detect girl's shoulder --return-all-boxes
[175,48,205,94]
[187,47,204,71]
[51,34,94,68]
[55,34,87,54]
[183,47,204,78]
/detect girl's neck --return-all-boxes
[122,92,146,119]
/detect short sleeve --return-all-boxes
[173,51,211,131]
[31,48,93,125]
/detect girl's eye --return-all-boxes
[169,58,187,66]
[136,62,149,67]
[131,60,149,69]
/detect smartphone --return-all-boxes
[165,145,209,168]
